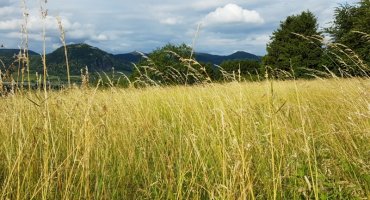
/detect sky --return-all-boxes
[0,0,358,56]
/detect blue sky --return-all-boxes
[0,0,358,55]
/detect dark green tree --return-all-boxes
[326,0,370,76]
[131,43,213,85]
[219,60,262,81]
[263,11,324,78]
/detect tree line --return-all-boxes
[131,0,369,85]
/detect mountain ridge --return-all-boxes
[0,43,261,75]
[0,49,39,56]
[194,51,261,65]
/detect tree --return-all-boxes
[263,11,324,78]
[328,1,370,44]
[219,60,262,81]
[131,43,213,85]
[326,0,370,76]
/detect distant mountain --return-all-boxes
[114,51,262,66]
[0,49,39,69]
[0,49,39,56]
[195,51,261,65]
[114,51,147,65]
[0,44,261,76]
[43,44,132,75]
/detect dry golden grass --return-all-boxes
[0,78,369,199]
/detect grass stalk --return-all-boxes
[57,17,71,88]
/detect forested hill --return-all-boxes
[114,51,262,65]
[0,49,39,69]
[195,51,261,65]
[41,44,133,74]
[0,49,39,56]
[0,43,261,75]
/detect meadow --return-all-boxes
[0,78,369,199]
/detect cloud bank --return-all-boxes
[0,0,359,55]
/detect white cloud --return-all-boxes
[0,6,20,17]
[0,14,83,33]
[92,34,109,41]
[191,1,227,10]
[203,37,238,46]
[0,19,21,30]
[52,43,61,50]
[5,31,21,39]
[202,4,264,26]
[0,0,360,55]
[23,15,108,42]
[28,16,58,31]
[27,16,81,32]
[242,34,270,45]
[0,1,18,8]
[160,17,181,25]
[5,31,50,42]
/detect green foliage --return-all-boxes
[328,1,370,45]
[263,11,324,78]
[0,55,18,76]
[130,44,263,85]
[219,60,262,81]
[0,50,39,81]
[131,43,213,85]
[203,62,220,81]
[326,0,370,76]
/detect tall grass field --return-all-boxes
[0,78,369,199]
